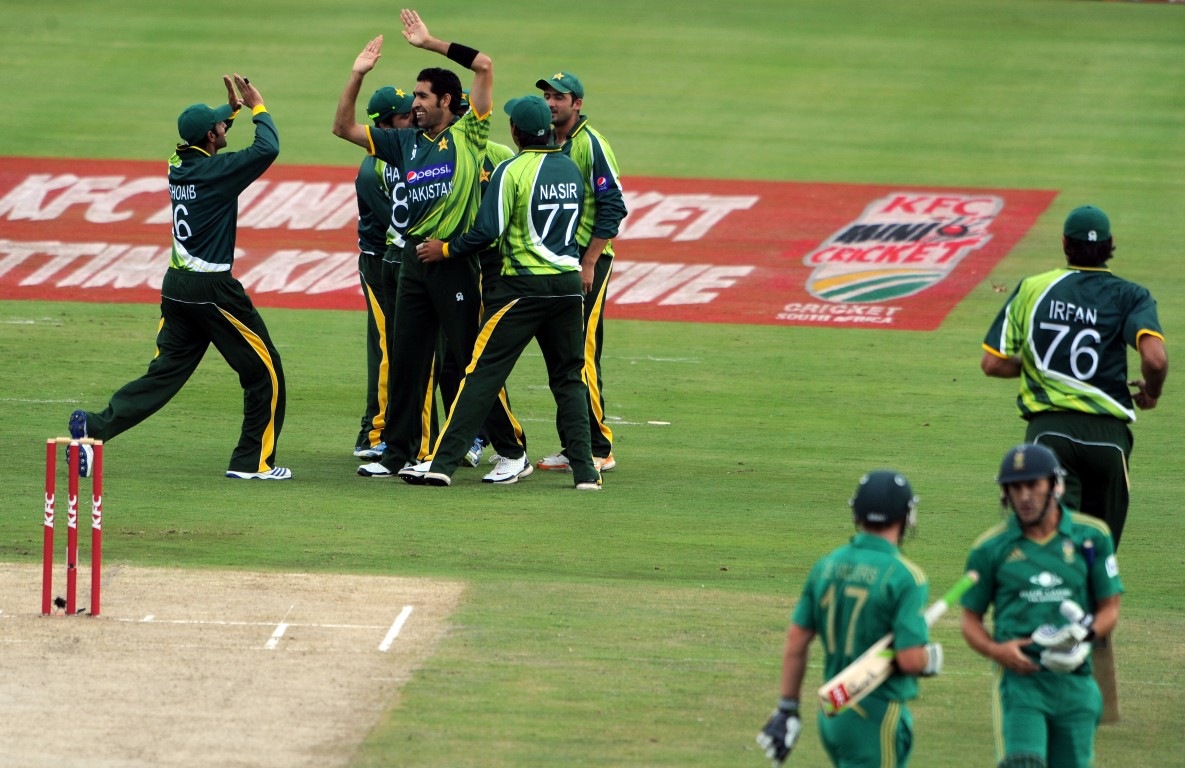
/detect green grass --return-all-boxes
[3,0,1185,765]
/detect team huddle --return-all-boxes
[66,9,626,491]
[758,204,1167,768]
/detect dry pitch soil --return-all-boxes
[0,563,465,767]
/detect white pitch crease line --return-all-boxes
[379,606,414,652]
[111,617,390,629]
[264,604,296,650]
[264,622,290,650]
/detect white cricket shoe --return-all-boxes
[226,467,293,480]
[354,441,386,461]
[593,454,616,472]
[356,462,394,478]
[482,455,533,484]
[463,437,485,467]
[398,461,451,486]
[536,452,571,472]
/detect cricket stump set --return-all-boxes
[42,437,103,617]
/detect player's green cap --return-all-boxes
[177,103,234,145]
[1063,205,1111,243]
[536,71,584,100]
[504,96,552,138]
[367,87,414,124]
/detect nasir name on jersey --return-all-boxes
[538,183,579,201]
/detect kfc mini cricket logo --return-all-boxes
[803,193,1004,303]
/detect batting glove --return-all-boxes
[920,642,943,677]
[1031,600,1095,651]
[756,698,802,767]
[1040,642,1091,674]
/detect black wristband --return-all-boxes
[446,42,479,69]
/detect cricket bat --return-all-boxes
[817,570,979,717]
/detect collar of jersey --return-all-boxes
[568,115,589,138]
[176,144,212,158]
[850,532,899,553]
[1004,503,1074,541]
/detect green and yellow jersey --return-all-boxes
[792,534,930,702]
[446,145,584,279]
[562,116,626,255]
[366,109,490,242]
[482,141,515,191]
[983,267,1163,422]
[168,107,278,272]
[355,155,402,256]
[962,509,1124,673]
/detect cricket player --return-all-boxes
[333,10,529,482]
[437,90,518,468]
[534,71,627,475]
[757,471,941,767]
[69,74,290,480]
[981,205,1168,549]
[353,86,414,462]
[398,96,600,490]
[961,443,1122,768]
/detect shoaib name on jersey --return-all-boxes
[169,184,198,201]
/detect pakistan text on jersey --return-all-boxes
[1047,300,1098,325]
[169,184,197,201]
[409,182,452,204]
[538,183,579,201]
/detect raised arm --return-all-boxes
[332,35,384,149]
[400,8,492,116]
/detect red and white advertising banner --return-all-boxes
[0,157,1055,330]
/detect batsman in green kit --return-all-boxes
[333,12,527,480]
[961,444,1123,768]
[981,205,1168,549]
[69,75,290,480]
[757,471,943,767]
[398,95,599,489]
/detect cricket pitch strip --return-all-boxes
[0,563,465,767]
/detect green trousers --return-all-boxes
[83,268,286,473]
[355,254,388,451]
[427,273,597,484]
[994,667,1101,768]
[555,254,614,458]
[381,242,525,469]
[1027,410,1134,548]
[818,696,913,767]
[373,256,443,466]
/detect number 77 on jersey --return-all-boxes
[817,571,979,717]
